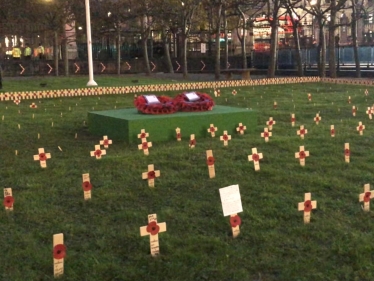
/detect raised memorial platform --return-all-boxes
[88,105,257,143]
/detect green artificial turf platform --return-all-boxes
[88,105,257,143]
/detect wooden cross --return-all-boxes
[82,173,92,200]
[230,213,241,238]
[138,138,152,155]
[232,89,237,96]
[314,113,321,125]
[53,233,66,278]
[308,93,312,101]
[366,107,372,119]
[261,127,272,142]
[99,135,112,148]
[297,125,308,139]
[220,130,231,146]
[298,193,317,224]
[207,124,218,137]
[348,96,351,104]
[357,121,365,135]
[206,150,215,178]
[352,106,357,116]
[142,164,160,188]
[214,89,221,97]
[359,184,374,211]
[365,89,369,96]
[189,134,196,148]
[248,147,263,171]
[330,125,335,137]
[137,129,149,139]
[272,101,277,109]
[30,103,37,108]
[344,143,350,163]
[33,148,51,168]
[90,145,106,159]
[175,127,181,141]
[236,123,246,134]
[291,113,296,127]
[140,214,167,257]
[295,146,309,166]
[3,188,14,211]
[266,117,276,130]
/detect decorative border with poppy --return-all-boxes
[0,76,322,102]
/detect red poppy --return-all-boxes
[94,149,102,157]
[3,196,14,208]
[299,151,306,159]
[230,215,241,227]
[330,129,335,135]
[352,109,356,114]
[209,127,215,132]
[148,171,155,179]
[39,153,47,161]
[344,149,350,156]
[304,200,312,212]
[268,120,273,126]
[364,191,371,202]
[53,244,66,260]
[176,133,181,139]
[82,181,92,191]
[140,133,146,138]
[315,117,319,122]
[103,139,109,145]
[190,139,196,146]
[207,156,215,166]
[223,134,228,141]
[146,221,160,235]
[300,129,305,135]
[239,126,244,131]
[291,118,295,122]
[264,132,269,138]
[359,125,363,131]
[252,153,260,162]
[142,142,148,150]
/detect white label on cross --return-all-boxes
[144,95,160,104]
[185,92,200,101]
[219,184,243,217]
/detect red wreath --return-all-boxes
[173,92,214,112]
[134,95,177,115]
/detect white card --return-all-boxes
[219,184,243,216]
[144,95,160,104]
[185,92,200,102]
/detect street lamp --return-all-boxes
[85,0,98,86]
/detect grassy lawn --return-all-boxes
[1,80,374,281]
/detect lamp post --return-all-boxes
[85,0,97,86]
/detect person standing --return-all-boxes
[12,46,21,60]
[24,43,32,60]
[37,43,45,59]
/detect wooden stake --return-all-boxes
[230,213,241,238]
[248,147,263,171]
[140,214,167,257]
[3,188,14,211]
[344,143,350,163]
[53,233,66,278]
[189,134,196,149]
[330,125,335,137]
[298,193,317,224]
[291,113,295,127]
[175,127,181,141]
[206,150,215,178]
[359,183,374,211]
[308,93,312,101]
[352,106,357,116]
[82,173,92,200]
[142,164,160,188]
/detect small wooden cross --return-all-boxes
[99,135,112,148]
[232,89,237,96]
[53,233,66,278]
[291,113,296,127]
[189,134,196,148]
[348,96,351,104]
[365,89,369,96]
[298,193,317,224]
[207,124,218,137]
[236,123,246,134]
[261,127,272,142]
[359,184,374,211]
[137,129,149,139]
[3,188,14,211]
[266,117,276,130]
[175,127,181,141]
[82,173,92,200]
[138,138,152,155]
[330,125,335,137]
[220,130,231,146]
[314,113,321,125]
[142,164,160,188]
[140,214,167,257]
[366,107,372,119]
[214,89,221,97]
[297,125,308,139]
[230,213,241,238]
[344,143,350,163]
[295,146,309,166]
[308,93,312,101]
[33,148,51,168]
[357,121,365,135]
[90,145,106,159]
[206,150,215,178]
[352,106,357,116]
[248,147,263,171]
[30,103,37,108]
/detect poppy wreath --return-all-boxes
[173,92,215,112]
[134,95,177,115]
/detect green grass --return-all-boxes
[1,81,374,281]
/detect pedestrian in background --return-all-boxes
[12,46,21,60]
[37,43,45,59]
[24,43,32,60]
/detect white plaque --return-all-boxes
[219,184,243,216]
[144,95,160,104]
[185,92,200,102]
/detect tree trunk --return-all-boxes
[162,28,174,73]
[63,38,69,76]
[352,1,361,78]
[182,36,188,78]
[214,4,222,81]
[117,28,121,75]
[54,31,59,76]
[141,17,151,75]
[223,9,229,69]
[268,20,278,78]
[318,20,326,77]
[328,0,336,78]
[292,20,303,76]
